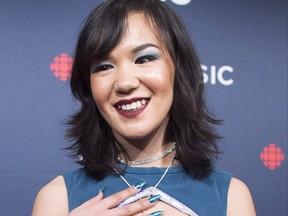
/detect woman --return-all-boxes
[32,0,256,215]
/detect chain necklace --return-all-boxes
[114,152,198,216]
[118,142,176,166]
[115,152,176,188]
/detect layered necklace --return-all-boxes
[118,142,176,166]
[114,143,198,216]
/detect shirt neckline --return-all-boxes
[117,163,185,174]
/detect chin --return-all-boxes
[115,129,155,141]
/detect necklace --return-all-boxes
[116,151,176,188]
[114,152,198,216]
[118,142,176,166]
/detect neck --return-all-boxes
[114,118,174,166]
[117,140,176,167]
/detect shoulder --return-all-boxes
[227,177,256,216]
[63,168,90,182]
[211,170,233,180]
[31,176,68,216]
[207,170,233,187]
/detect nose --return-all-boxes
[114,66,140,94]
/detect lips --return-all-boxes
[114,98,150,117]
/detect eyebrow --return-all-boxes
[132,43,160,53]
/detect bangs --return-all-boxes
[80,0,176,71]
[83,7,127,70]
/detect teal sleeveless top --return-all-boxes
[63,165,232,216]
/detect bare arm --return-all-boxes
[32,176,69,216]
[227,177,256,216]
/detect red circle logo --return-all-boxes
[50,53,73,81]
[260,143,285,170]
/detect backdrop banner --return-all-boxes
[0,0,287,215]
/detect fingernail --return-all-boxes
[150,211,164,216]
[148,194,161,203]
[98,186,106,194]
[133,182,146,190]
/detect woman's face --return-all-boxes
[90,13,175,143]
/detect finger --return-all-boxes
[118,189,150,207]
[108,195,161,216]
[80,191,104,208]
[99,186,139,209]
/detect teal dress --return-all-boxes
[63,165,232,216]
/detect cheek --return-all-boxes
[144,65,175,92]
[90,77,111,108]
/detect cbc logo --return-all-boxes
[201,65,234,86]
[50,53,73,81]
[260,143,285,170]
[160,0,191,6]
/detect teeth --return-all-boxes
[126,104,132,110]
[117,99,148,111]
[131,102,136,109]
[137,101,141,107]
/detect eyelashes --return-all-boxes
[91,63,113,73]
[135,54,160,64]
[90,52,161,73]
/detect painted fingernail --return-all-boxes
[150,211,164,216]
[148,194,161,203]
[133,182,146,190]
[98,186,106,194]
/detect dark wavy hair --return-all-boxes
[67,0,222,180]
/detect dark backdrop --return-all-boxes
[0,0,287,215]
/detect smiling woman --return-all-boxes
[32,0,256,216]
[90,13,174,142]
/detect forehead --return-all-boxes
[119,13,163,48]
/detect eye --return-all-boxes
[91,63,114,73]
[135,55,158,64]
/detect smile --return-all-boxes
[114,98,150,118]
[116,99,149,111]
